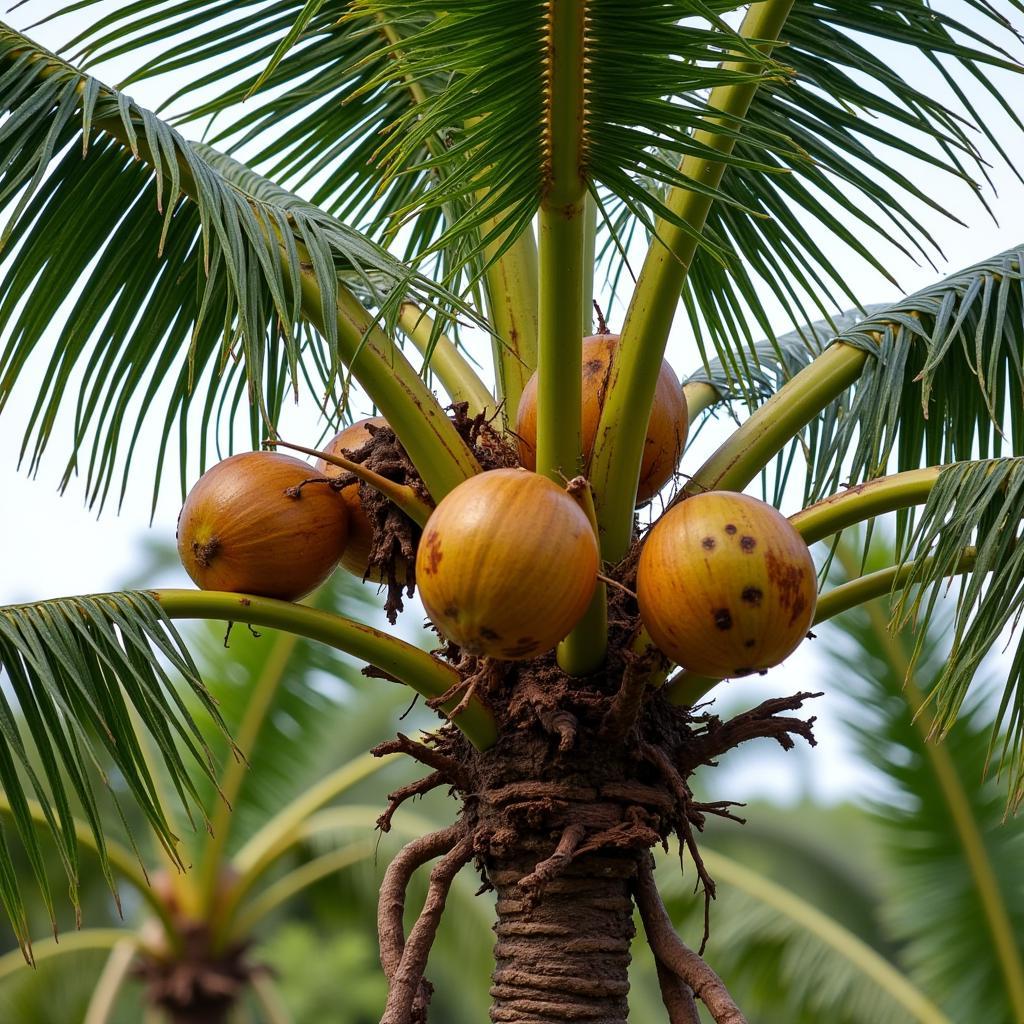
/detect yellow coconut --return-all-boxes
[315,416,397,581]
[637,492,816,677]
[516,334,687,505]
[177,451,349,601]
[416,469,599,659]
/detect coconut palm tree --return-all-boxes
[2,2,1024,1022]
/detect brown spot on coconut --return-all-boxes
[636,491,816,678]
[415,469,599,660]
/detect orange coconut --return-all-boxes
[416,469,599,659]
[637,492,816,677]
[516,334,687,505]
[315,416,394,581]
[177,451,349,601]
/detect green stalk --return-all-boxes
[536,0,588,482]
[688,342,868,494]
[790,466,941,544]
[582,194,597,335]
[838,546,1024,1021]
[151,590,497,750]
[689,850,953,1023]
[398,301,496,418]
[813,549,977,626]
[264,438,433,525]
[0,931,133,984]
[589,0,795,560]
[481,219,539,423]
[200,629,299,914]
[682,380,723,420]
[557,479,608,674]
[232,841,374,937]
[250,975,295,1024]
[83,940,136,1024]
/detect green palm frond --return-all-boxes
[882,457,1024,810]
[0,592,225,956]
[825,549,1024,1023]
[0,25,475,511]
[316,1,787,269]
[791,246,1024,503]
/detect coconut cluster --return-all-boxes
[177,329,816,678]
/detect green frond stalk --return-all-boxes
[538,1,609,673]
[398,302,496,418]
[83,940,136,1024]
[791,467,942,545]
[689,342,868,494]
[249,974,294,1024]
[200,629,300,914]
[482,219,540,422]
[0,931,133,984]
[558,478,608,674]
[682,381,721,420]
[152,590,497,749]
[838,546,1024,1021]
[589,0,794,560]
[232,841,375,937]
[813,549,977,627]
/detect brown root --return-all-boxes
[377,772,449,834]
[601,652,655,743]
[634,855,747,1024]
[516,823,586,902]
[371,733,469,791]
[380,831,475,1024]
[654,956,702,1024]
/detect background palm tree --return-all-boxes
[2,2,1024,1022]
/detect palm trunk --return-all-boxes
[489,853,635,1022]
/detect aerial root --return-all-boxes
[640,741,716,953]
[377,772,448,834]
[426,658,500,724]
[692,691,822,765]
[516,823,586,902]
[378,824,464,1024]
[371,733,470,791]
[380,829,475,1024]
[634,854,747,1024]
[653,956,702,1024]
[601,651,655,743]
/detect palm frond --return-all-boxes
[787,245,1024,504]
[882,457,1024,810]
[825,550,1024,1023]
[0,591,225,955]
[0,25,471,512]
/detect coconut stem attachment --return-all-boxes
[262,438,433,526]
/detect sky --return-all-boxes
[2,2,1024,803]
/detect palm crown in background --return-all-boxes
[2,2,1024,1023]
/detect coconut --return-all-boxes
[176,451,349,601]
[416,469,599,659]
[637,492,816,677]
[314,416,395,581]
[515,334,687,505]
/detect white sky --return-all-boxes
[2,3,1024,802]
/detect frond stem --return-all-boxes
[589,0,795,560]
[397,302,496,417]
[151,590,497,750]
